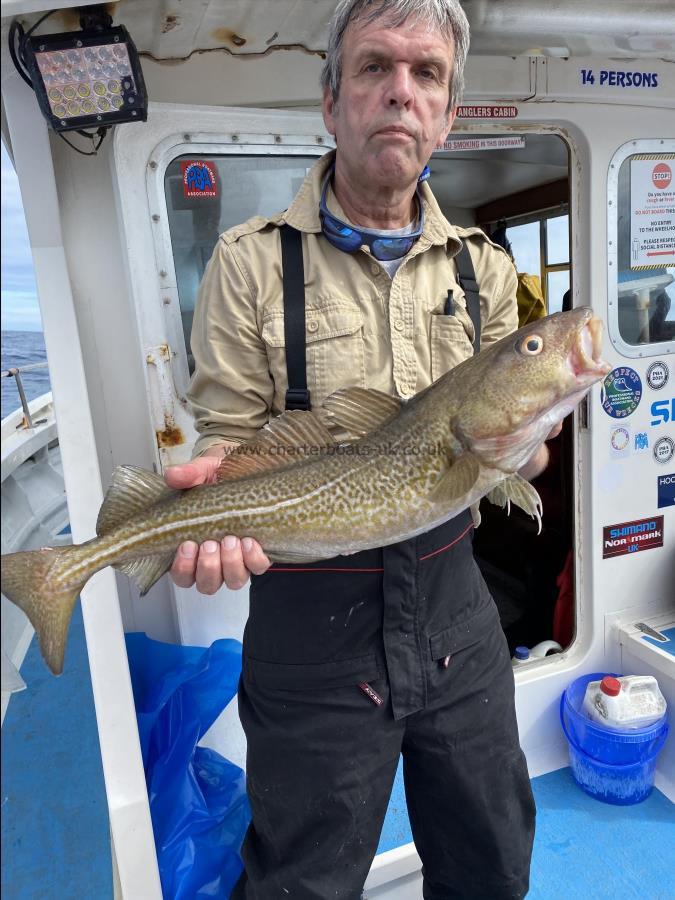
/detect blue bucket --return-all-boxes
[560,672,669,805]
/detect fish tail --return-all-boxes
[1,545,89,676]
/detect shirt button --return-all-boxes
[400,385,413,398]
[394,319,405,332]
[307,320,319,333]
[370,263,380,276]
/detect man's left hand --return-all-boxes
[518,423,563,481]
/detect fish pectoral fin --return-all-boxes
[97,466,177,536]
[428,454,480,506]
[115,551,176,596]
[216,410,337,482]
[486,474,543,533]
[319,387,402,442]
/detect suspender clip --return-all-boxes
[285,388,311,411]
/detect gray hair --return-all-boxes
[320,0,470,111]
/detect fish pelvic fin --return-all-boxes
[0,546,86,676]
[487,474,543,533]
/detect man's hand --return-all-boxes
[165,445,271,594]
[518,423,563,482]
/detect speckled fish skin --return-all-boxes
[0,308,610,674]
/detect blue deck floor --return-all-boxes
[2,619,674,899]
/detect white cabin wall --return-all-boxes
[49,134,179,640]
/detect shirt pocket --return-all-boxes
[429,307,475,382]
[261,303,366,409]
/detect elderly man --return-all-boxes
[167,1,538,896]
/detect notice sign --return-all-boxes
[436,136,525,152]
[603,515,664,559]
[630,155,675,269]
[455,105,518,118]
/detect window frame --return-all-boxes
[607,138,675,359]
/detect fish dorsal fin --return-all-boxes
[115,552,176,596]
[216,410,338,482]
[97,466,177,536]
[320,388,402,441]
[486,474,543,533]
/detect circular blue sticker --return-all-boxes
[601,367,642,419]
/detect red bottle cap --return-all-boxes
[600,676,621,696]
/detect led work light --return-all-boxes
[22,24,147,133]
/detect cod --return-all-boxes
[1,307,610,676]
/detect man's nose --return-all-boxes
[385,66,414,108]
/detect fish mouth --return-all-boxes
[567,316,611,382]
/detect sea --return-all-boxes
[1,331,51,420]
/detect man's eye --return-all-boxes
[418,69,436,80]
[364,63,382,73]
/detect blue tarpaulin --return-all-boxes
[125,633,251,899]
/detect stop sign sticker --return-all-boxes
[652,162,672,189]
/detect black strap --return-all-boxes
[280,224,311,411]
[455,243,481,354]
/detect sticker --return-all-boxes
[654,435,675,464]
[601,367,642,418]
[455,105,518,118]
[634,431,650,452]
[603,516,664,559]
[647,361,669,391]
[629,156,675,269]
[610,425,631,458]
[181,160,218,198]
[580,69,659,88]
[658,473,675,508]
[436,136,525,152]
[650,397,674,426]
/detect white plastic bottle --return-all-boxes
[512,641,562,667]
[582,675,667,729]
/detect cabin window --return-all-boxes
[163,153,322,372]
[610,143,675,350]
[429,131,576,659]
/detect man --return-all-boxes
[167,1,543,896]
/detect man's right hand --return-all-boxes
[165,447,271,594]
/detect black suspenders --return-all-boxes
[280,224,311,412]
[279,224,481,412]
[454,243,482,354]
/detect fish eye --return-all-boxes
[520,334,544,356]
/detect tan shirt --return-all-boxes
[188,151,518,456]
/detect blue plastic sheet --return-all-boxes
[125,633,251,898]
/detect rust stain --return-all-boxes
[212,27,247,47]
[162,15,180,34]
[157,414,185,448]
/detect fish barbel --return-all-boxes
[1,308,610,675]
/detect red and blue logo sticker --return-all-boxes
[181,160,218,198]
[601,367,642,418]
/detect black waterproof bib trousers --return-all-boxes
[232,228,535,900]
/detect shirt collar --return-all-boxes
[283,149,462,255]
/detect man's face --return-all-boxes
[323,13,457,193]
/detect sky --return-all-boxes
[1,141,42,332]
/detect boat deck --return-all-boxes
[2,613,673,899]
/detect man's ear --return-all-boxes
[438,107,458,146]
[322,86,337,137]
